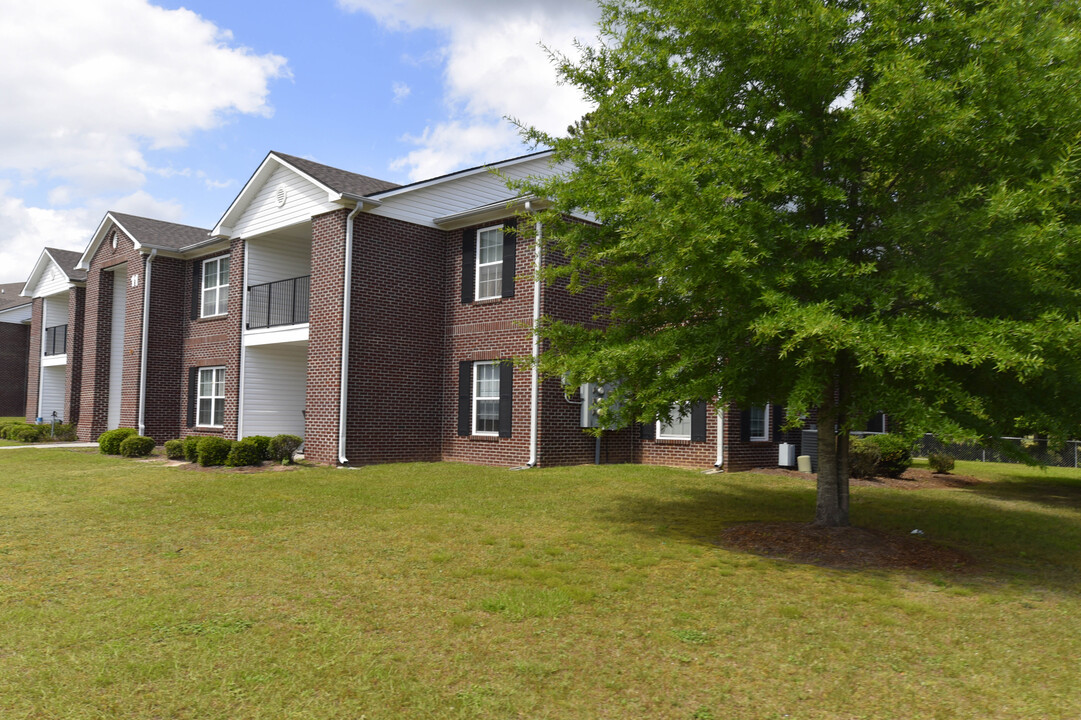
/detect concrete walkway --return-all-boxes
[0,442,98,450]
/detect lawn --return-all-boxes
[0,452,1078,719]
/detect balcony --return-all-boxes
[44,324,67,357]
[247,275,310,330]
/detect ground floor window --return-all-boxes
[473,360,500,435]
[197,367,226,427]
[749,404,769,441]
[657,403,692,440]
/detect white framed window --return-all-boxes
[197,367,226,428]
[473,360,500,435]
[658,403,692,440]
[201,256,230,317]
[475,226,503,300]
[749,404,770,441]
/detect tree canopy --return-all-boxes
[513,0,1081,525]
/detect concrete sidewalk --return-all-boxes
[0,442,98,450]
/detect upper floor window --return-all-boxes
[201,257,229,317]
[749,404,770,441]
[476,226,504,300]
[657,403,692,440]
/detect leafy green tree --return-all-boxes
[514,0,1081,526]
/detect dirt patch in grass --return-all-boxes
[135,457,301,473]
[751,466,982,489]
[719,522,975,571]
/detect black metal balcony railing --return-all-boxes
[247,275,310,330]
[44,324,67,356]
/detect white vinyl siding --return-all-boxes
[476,226,503,300]
[202,257,229,317]
[197,367,226,428]
[107,266,127,430]
[370,156,566,228]
[39,365,66,422]
[241,344,307,438]
[231,165,340,239]
[658,403,692,440]
[245,234,312,287]
[33,261,69,298]
[43,293,69,330]
[750,405,769,441]
[473,361,500,435]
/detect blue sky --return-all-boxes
[0,0,598,282]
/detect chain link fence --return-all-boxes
[918,434,1081,469]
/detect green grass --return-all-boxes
[1,452,1079,719]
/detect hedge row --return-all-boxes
[1,422,78,443]
[167,433,302,467]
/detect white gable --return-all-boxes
[370,155,566,228]
[22,251,72,299]
[227,164,342,240]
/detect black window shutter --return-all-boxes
[461,230,475,304]
[740,407,751,442]
[865,412,884,433]
[186,367,198,428]
[190,261,201,320]
[498,360,513,438]
[640,419,656,440]
[772,405,785,440]
[690,401,707,442]
[457,361,472,436]
[501,218,517,298]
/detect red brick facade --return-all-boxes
[0,321,29,417]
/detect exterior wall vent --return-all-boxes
[275,184,288,208]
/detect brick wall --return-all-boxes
[0,321,29,417]
[64,286,85,425]
[24,298,41,422]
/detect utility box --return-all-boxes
[778,442,796,467]
[580,382,620,428]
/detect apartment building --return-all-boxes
[18,150,794,470]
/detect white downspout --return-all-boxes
[237,241,249,440]
[526,201,541,467]
[715,402,724,469]
[137,249,156,437]
[338,204,363,465]
[36,298,46,422]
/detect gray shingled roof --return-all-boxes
[109,213,210,251]
[45,248,87,282]
[0,282,30,310]
[272,152,399,197]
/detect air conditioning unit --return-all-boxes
[778,442,796,467]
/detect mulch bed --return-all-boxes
[719,522,975,571]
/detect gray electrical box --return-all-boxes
[580,382,620,428]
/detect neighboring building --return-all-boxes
[0,282,32,417]
[12,150,795,471]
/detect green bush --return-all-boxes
[858,433,913,478]
[928,452,956,474]
[98,428,137,455]
[52,423,78,441]
[268,434,303,464]
[197,436,233,467]
[244,435,272,461]
[182,436,202,462]
[164,439,185,460]
[848,438,881,478]
[119,435,156,458]
[226,439,263,467]
[0,422,19,439]
[14,425,48,443]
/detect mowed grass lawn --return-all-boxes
[1,451,1079,719]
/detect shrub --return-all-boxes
[848,438,881,479]
[1,422,29,439]
[52,423,78,441]
[244,435,272,461]
[929,452,956,474]
[164,439,185,460]
[119,435,156,458]
[226,439,263,467]
[858,433,913,478]
[268,434,303,464]
[14,425,47,443]
[197,436,233,467]
[98,428,138,455]
[182,436,202,463]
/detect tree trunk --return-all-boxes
[814,378,851,527]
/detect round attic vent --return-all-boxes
[111,232,118,249]
[275,184,288,208]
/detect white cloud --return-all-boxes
[0,0,288,278]
[392,81,412,103]
[339,0,597,180]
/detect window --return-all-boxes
[749,404,769,441]
[657,403,692,440]
[201,257,229,317]
[473,360,500,435]
[197,367,226,427]
[475,226,503,300]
